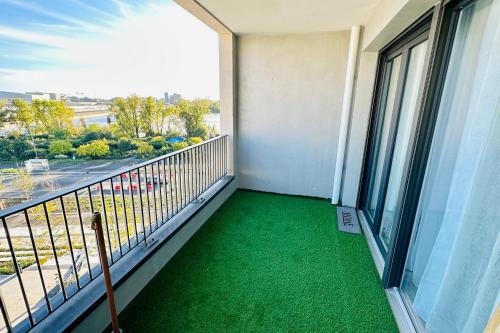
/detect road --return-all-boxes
[0,158,143,204]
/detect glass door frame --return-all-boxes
[383,0,484,290]
[358,13,432,259]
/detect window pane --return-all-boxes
[401,1,500,331]
[366,55,402,218]
[379,40,428,249]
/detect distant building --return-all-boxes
[164,92,181,104]
[25,92,51,101]
[0,91,32,102]
[170,93,181,104]
[49,93,62,100]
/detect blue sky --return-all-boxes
[0,0,219,99]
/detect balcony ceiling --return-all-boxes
[196,0,382,34]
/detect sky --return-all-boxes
[0,0,220,99]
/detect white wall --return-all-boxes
[362,0,437,51]
[237,32,349,198]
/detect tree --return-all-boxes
[15,169,35,200]
[76,140,110,158]
[140,97,156,135]
[177,99,211,138]
[135,142,153,156]
[172,142,188,151]
[210,100,220,113]
[0,100,10,130]
[12,140,32,161]
[49,140,73,155]
[31,100,74,134]
[110,96,142,138]
[9,98,34,134]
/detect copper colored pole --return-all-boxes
[91,212,120,333]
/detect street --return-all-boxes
[0,158,143,204]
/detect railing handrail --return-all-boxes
[0,135,228,219]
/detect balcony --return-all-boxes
[0,136,230,333]
[117,190,397,332]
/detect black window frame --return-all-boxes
[358,12,433,259]
[383,0,483,289]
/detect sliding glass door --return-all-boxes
[400,0,500,331]
[361,19,430,254]
[365,55,401,220]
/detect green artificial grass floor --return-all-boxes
[119,190,398,332]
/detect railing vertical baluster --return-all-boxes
[157,161,164,224]
[200,145,205,193]
[181,151,189,208]
[150,164,159,230]
[214,139,218,180]
[199,145,202,195]
[109,179,122,258]
[210,141,214,183]
[179,153,184,209]
[127,171,139,246]
[184,151,189,204]
[119,175,131,250]
[205,142,209,188]
[217,138,222,179]
[189,149,194,202]
[215,139,218,179]
[224,136,228,175]
[168,157,175,216]
[87,186,102,275]
[43,202,67,301]
[161,159,170,220]
[98,183,114,263]
[24,210,51,313]
[205,143,209,191]
[143,167,153,235]
[221,137,225,178]
[59,197,81,291]
[174,155,182,214]
[136,169,147,242]
[75,192,93,281]
[2,217,34,327]
[195,147,199,198]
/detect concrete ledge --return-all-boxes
[357,210,416,333]
[31,177,236,333]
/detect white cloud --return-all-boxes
[0,2,220,99]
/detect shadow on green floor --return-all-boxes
[118,190,398,332]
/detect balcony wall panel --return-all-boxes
[237,32,349,198]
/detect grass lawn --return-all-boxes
[119,190,398,332]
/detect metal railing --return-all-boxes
[0,135,228,332]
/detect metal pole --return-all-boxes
[91,212,120,333]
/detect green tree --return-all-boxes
[135,142,153,156]
[140,96,156,135]
[76,140,110,158]
[31,100,74,134]
[12,140,32,161]
[9,98,34,133]
[210,100,220,113]
[110,96,142,138]
[0,100,8,129]
[187,137,203,145]
[177,99,211,138]
[49,140,73,155]
[172,141,188,151]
